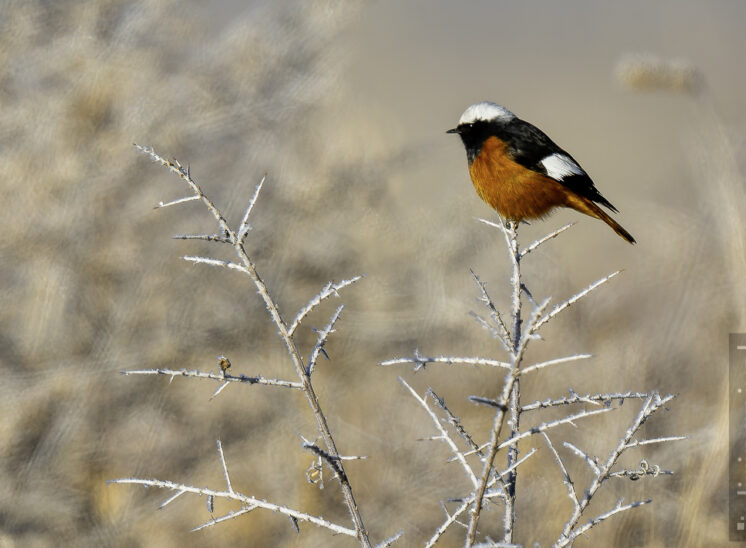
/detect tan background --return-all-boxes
[1,1,744,546]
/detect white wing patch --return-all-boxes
[540,153,585,180]
[458,102,515,125]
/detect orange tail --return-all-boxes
[568,196,636,244]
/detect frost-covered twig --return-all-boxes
[190,506,257,533]
[470,269,512,351]
[307,305,344,375]
[624,435,687,449]
[429,389,482,457]
[381,351,510,371]
[172,233,232,244]
[154,195,199,209]
[542,433,578,508]
[374,531,404,548]
[519,222,575,257]
[237,174,265,242]
[461,407,612,460]
[183,255,248,273]
[558,498,651,547]
[609,460,675,479]
[400,378,478,488]
[290,277,363,336]
[533,270,622,332]
[555,393,677,547]
[158,489,187,509]
[494,407,612,452]
[519,353,592,376]
[563,442,601,476]
[110,477,356,536]
[521,390,650,412]
[120,146,373,546]
[216,440,233,494]
[121,368,302,390]
[426,449,537,548]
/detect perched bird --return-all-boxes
[447,102,635,243]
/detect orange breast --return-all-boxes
[468,136,571,220]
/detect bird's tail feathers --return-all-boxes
[569,197,636,244]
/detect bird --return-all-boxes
[447,101,635,244]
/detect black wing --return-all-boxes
[497,118,618,212]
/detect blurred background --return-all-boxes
[1,1,744,546]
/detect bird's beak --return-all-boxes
[446,127,460,134]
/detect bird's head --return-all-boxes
[447,102,515,162]
[446,101,515,136]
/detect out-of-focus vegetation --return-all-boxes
[1,1,744,546]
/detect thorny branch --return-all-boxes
[554,392,680,547]
[121,367,302,390]
[385,216,679,547]
[400,377,479,489]
[110,477,357,537]
[116,146,378,546]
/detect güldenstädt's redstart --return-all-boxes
[448,101,635,243]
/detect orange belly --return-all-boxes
[468,136,571,220]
